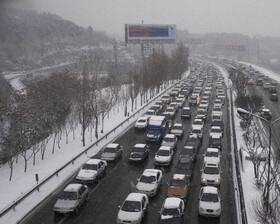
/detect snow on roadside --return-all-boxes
[0,70,190,223]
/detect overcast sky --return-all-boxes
[9,0,280,37]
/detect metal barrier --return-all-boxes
[0,77,185,219]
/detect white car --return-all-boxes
[198,186,222,217]
[201,162,221,186]
[154,146,174,166]
[53,184,89,215]
[135,117,149,130]
[117,193,149,224]
[200,100,209,110]
[101,143,123,161]
[196,108,207,120]
[209,126,223,138]
[192,118,204,130]
[191,126,203,139]
[169,102,179,112]
[170,123,184,138]
[175,98,184,107]
[204,148,221,164]
[161,134,178,150]
[144,109,157,118]
[136,169,163,197]
[158,197,185,223]
[76,159,107,183]
[163,107,176,118]
[212,107,223,116]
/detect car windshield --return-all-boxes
[172,126,182,130]
[182,110,190,114]
[140,175,156,184]
[181,148,193,156]
[132,147,145,153]
[201,193,219,203]
[121,201,141,212]
[166,108,174,112]
[193,120,202,125]
[197,110,205,115]
[170,179,187,188]
[177,163,191,170]
[192,129,201,134]
[214,108,222,112]
[104,147,116,153]
[205,151,219,157]
[161,208,180,217]
[149,129,161,134]
[146,111,154,115]
[137,119,146,123]
[204,166,219,175]
[81,163,98,170]
[163,137,174,142]
[211,128,221,133]
[59,191,77,200]
[157,150,170,156]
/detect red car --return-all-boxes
[260,109,272,120]
[270,94,278,102]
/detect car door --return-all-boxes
[78,186,86,206]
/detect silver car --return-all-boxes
[53,183,89,215]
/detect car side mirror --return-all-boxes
[118,205,121,209]
[137,178,140,181]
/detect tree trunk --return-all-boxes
[52,132,57,154]
[95,115,99,139]
[8,160,13,181]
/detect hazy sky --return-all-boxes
[9,0,280,37]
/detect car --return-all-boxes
[201,162,221,186]
[248,80,255,85]
[189,95,198,106]
[260,108,272,120]
[196,108,207,120]
[167,174,190,199]
[212,107,223,116]
[200,100,209,110]
[128,144,149,162]
[209,135,222,150]
[198,186,222,217]
[192,118,204,130]
[161,134,178,150]
[181,107,191,119]
[169,102,179,112]
[163,107,176,118]
[162,95,171,104]
[144,109,157,118]
[175,98,185,107]
[158,197,185,224]
[101,143,123,161]
[270,94,278,102]
[155,100,165,110]
[209,126,223,138]
[203,148,221,164]
[170,123,184,138]
[190,126,203,139]
[150,105,161,114]
[180,146,196,162]
[217,95,225,105]
[53,183,89,215]
[117,193,149,224]
[174,156,194,178]
[269,86,277,94]
[154,146,174,166]
[136,169,163,197]
[184,134,202,151]
[135,117,149,130]
[263,82,270,89]
[76,159,107,183]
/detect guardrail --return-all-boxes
[212,61,247,224]
[0,76,186,220]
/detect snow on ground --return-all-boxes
[241,61,280,82]
[0,70,190,223]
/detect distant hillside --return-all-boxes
[0,7,114,71]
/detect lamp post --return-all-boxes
[237,108,280,212]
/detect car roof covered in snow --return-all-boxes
[85,159,103,165]
[107,143,119,148]
[64,183,83,192]
[126,193,146,202]
[163,197,181,209]
[202,186,219,194]
[134,144,146,148]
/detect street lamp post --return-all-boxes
[237,108,280,213]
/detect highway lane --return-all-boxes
[22,65,237,224]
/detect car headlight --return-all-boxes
[215,208,221,212]
[202,178,207,182]
[215,179,220,183]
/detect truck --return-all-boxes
[146,116,166,142]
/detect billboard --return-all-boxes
[125,24,176,44]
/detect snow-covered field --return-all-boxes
[0,70,189,223]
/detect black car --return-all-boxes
[179,146,196,162]
[211,119,224,131]
[181,107,191,119]
[128,144,149,162]
[209,136,222,150]
[270,94,278,102]
[174,157,194,178]
[184,134,202,151]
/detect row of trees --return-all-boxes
[0,43,189,180]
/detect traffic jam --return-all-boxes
[51,63,229,224]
